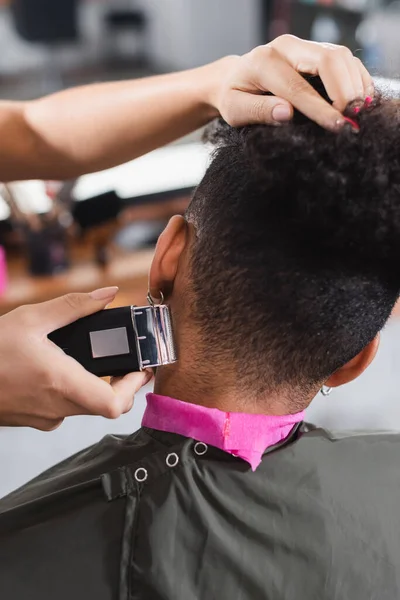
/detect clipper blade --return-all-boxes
[132,304,177,369]
[161,305,177,363]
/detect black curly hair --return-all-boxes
[186,78,400,402]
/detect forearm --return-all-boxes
[0,36,367,183]
[0,60,224,182]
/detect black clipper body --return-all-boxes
[48,304,177,378]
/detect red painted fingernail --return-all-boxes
[365,96,373,107]
[343,116,360,132]
[353,106,360,114]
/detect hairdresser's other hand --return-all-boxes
[213,34,373,131]
[0,288,152,430]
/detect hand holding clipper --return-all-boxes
[0,288,154,430]
[48,292,177,378]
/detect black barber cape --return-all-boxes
[1,423,400,599]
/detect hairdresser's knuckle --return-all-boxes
[319,48,336,66]
[36,418,64,432]
[273,33,294,46]
[320,44,351,67]
[123,396,135,414]
[287,76,310,98]
[251,98,268,123]
[258,44,276,58]
[48,419,64,431]
[252,44,277,68]
[13,305,36,328]
[102,401,122,420]
[269,34,297,53]
[12,305,27,323]
[338,45,354,59]
[62,293,84,311]
[245,45,280,85]
[329,44,353,60]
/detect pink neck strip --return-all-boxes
[143,393,304,471]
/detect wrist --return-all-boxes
[195,56,239,121]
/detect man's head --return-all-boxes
[150,88,400,413]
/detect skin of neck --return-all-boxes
[153,351,313,416]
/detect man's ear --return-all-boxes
[149,215,188,301]
[325,334,380,389]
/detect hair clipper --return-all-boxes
[48,300,177,378]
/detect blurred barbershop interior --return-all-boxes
[1,0,400,497]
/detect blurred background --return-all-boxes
[1,0,400,497]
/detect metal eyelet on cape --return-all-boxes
[194,442,208,456]
[134,467,148,483]
[166,453,179,467]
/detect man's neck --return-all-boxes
[154,363,308,416]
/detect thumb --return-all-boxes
[35,287,119,333]
[226,91,293,126]
[110,370,154,416]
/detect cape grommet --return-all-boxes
[134,467,148,483]
[194,442,208,456]
[166,453,179,468]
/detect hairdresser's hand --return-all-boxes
[213,34,373,131]
[0,287,152,430]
